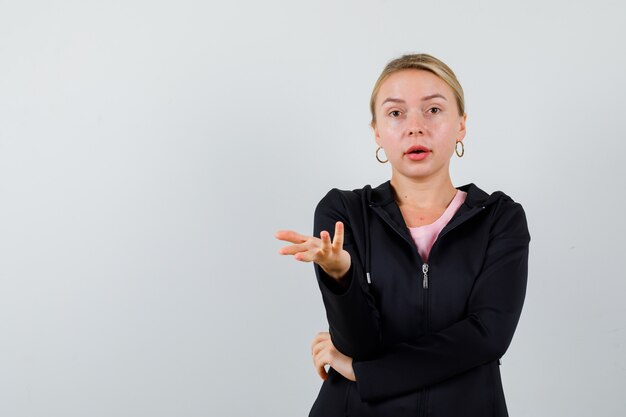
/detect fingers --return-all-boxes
[294,250,317,262]
[310,332,330,353]
[274,230,309,244]
[278,242,311,256]
[276,223,348,269]
[319,222,344,251]
[332,222,344,251]
[316,363,328,381]
[313,350,330,380]
[320,230,332,253]
[275,224,344,246]
[313,348,332,381]
[276,231,322,262]
[311,332,332,380]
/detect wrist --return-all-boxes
[332,350,356,382]
[322,262,351,281]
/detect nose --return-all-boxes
[407,112,424,136]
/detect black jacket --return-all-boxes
[309,180,530,417]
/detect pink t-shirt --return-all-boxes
[408,190,467,262]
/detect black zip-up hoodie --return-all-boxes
[309,180,530,417]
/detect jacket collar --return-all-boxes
[365,180,501,248]
[367,180,496,209]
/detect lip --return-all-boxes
[404,145,431,161]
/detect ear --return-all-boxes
[372,122,381,147]
[456,113,467,142]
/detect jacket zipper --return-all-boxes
[369,202,489,340]
[369,202,487,417]
[370,203,487,283]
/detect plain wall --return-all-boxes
[1,0,625,416]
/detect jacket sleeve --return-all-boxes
[313,189,382,360]
[352,201,531,402]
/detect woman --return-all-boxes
[275,53,530,417]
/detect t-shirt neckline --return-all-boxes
[408,189,466,230]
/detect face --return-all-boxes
[373,69,466,181]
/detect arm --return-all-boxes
[352,202,530,402]
[275,188,382,360]
[312,189,382,360]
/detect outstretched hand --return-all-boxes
[275,221,351,281]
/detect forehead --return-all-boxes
[377,69,453,104]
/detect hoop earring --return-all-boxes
[376,146,388,163]
[455,141,465,157]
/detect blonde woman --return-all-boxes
[276,53,530,417]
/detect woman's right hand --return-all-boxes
[275,221,351,281]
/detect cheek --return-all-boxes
[432,119,459,140]
[380,120,404,136]
[376,123,396,141]
[427,117,447,129]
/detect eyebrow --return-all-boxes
[381,94,447,105]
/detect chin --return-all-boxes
[395,164,446,180]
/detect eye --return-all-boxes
[428,107,441,114]
[389,110,402,117]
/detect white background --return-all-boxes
[1,1,625,416]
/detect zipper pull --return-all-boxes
[422,263,429,289]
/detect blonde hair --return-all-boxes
[369,53,465,126]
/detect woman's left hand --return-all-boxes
[311,331,356,382]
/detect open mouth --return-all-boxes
[405,146,430,155]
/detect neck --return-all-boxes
[390,171,457,210]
